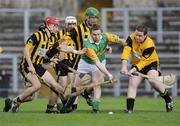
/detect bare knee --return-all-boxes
[32,83,41,91]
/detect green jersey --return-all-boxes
[81,33,110,64]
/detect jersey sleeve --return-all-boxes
[25,32,39,49]
[86,48,99,62]
[121,36,132,60]
[64,36,74,46]
[106,33,121,43]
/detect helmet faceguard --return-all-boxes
[65,16,77,24]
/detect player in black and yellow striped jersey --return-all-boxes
[121,25,173,113]
[46,16,78,113]
[46,8,101,113]
[3,16,65,113]
[60,8,101,113]
[56,16,77,69]
[65,7,100,69]
[3,16,86,113]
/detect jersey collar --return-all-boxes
[89,35,102,45]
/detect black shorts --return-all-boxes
[133,61,161,75]
[56,59,77,76]
[19,62,46,81]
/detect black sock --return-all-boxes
[71,87,76,93]
[47,104,54,109]
[65,96,77,108]
[161,89,172,103]
[62,100,67,106]
[72,104,77,110]
[126,98,135,111]
[17,97,22,103]
[84,89,91,95]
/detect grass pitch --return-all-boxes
[0,96,179,126]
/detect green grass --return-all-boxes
[0,96,180,126]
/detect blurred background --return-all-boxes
[0,0,180,98]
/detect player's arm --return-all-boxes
[121,37,132,59]
[94,60,113,80]
[24,34,38,74]
[59,45,86,55]
[106,33,126,45]
[24,46,33,67]
[57,36,82,54]
[46,43,85,59]
[120,36,132,75]
[58,42,65,61]
[86,48,113,80]
[45,41,60,59]
[45,34,70,59]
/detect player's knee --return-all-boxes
[32,83,41,91]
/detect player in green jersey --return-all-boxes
[62,24,125,113]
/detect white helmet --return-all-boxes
[65,16,77,24]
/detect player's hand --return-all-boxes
[50,58,60,64]
[120,60,129,75]
[106,46,112,54]
[108,74,116,84]
[79,48,87,54]
[128,67,137,76]
[120,67,129,75]
[28,65,36,74]
[82,48,87,52]
[119,38,126,46]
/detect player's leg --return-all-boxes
[3,98,13,112]
[60,59,93,113]
[77,60,93,106]
[44,64,60,113]
[66,72,78,111]
[147,70,173,112]
[3,81,36,112]
[91,70,104,113]
[11,73,41,112]
[125,76,143,113]
[60,74,81,113]
[55,75,69,112]
[72,96,78,111]
[41,71,64,99]
[55,60,71,112]
[42,72,65,113]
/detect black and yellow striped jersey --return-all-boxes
[56,28,67,40]
[20,28,57,66]
[66,20,91,62]
[121,32,159,71]
[56,28,76,61]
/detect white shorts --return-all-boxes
[77,59,106,74]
